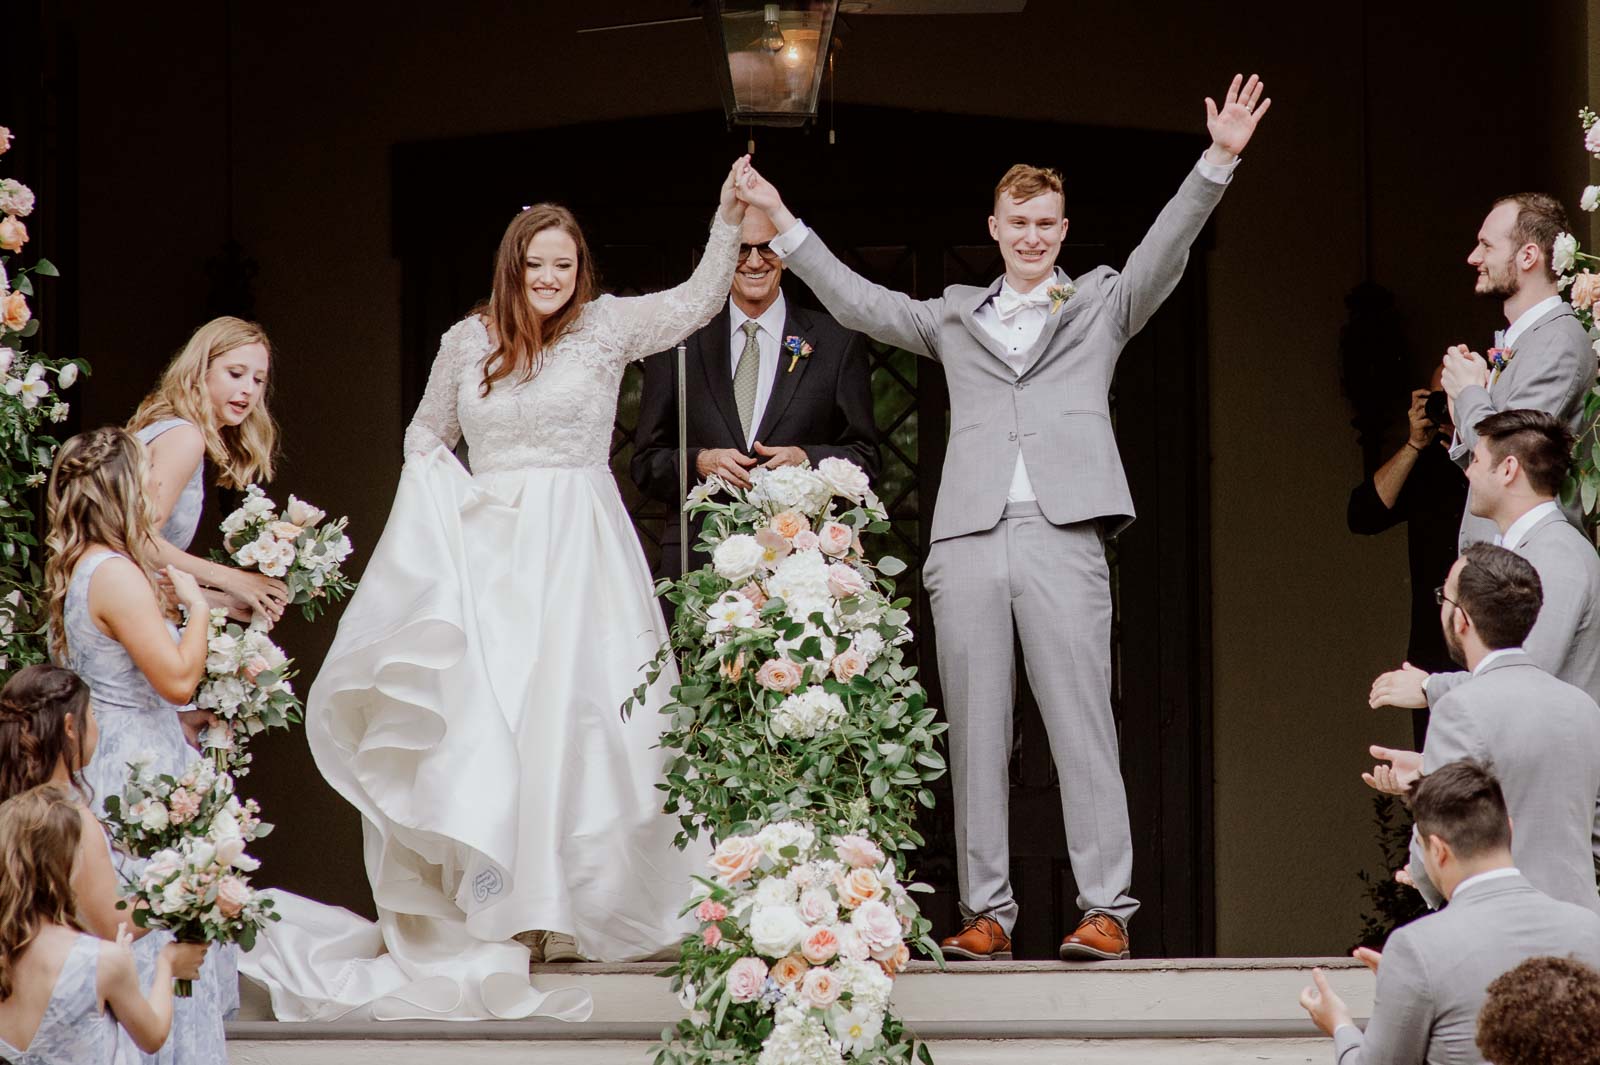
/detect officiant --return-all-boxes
[631,207,881,581]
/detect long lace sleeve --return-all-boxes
[403,319,472,457]
[595,212,742,362]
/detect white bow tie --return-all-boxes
[993,287,1052,322]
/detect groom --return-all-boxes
[736,74,1270,960]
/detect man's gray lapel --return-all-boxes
[1019,270,1086,378]
[957,279,1019,374]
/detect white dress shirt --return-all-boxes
[1474,646,1526,674]
[1453,866,1522,893]
[728,293,786,449]
[1497,499,1560,550]
[768,153,1240,500]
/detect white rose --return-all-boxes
[849,900,902,955]
[756,875,800,907]
[158,878,190,914]
[1584,185,1600,212]
[56,363,77,388]
[1553,232,1580,274]
[220,508,249,536]
[796,888,838,925]
[284,495,326,527]
[713,534,765,583]
[815,457,870,502]
[241,489,276,518]
[136,800,170,832]
[749,904,807,957]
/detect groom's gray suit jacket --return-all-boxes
[1452,302,1594,549]
[1334,873,1600,1065]
[784,164,1228,543]
[1412,652,1600,914]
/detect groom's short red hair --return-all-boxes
[993,165,1064,214]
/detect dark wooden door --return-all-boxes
[394,106,1215,957]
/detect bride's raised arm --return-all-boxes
[599,156,749,360]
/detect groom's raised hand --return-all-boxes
[737,164,800,234]
[1205,73,1271,164]
[720,154,753,225]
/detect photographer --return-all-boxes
[1347,371,1468,746]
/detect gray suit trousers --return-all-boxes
[925,502,1137,934]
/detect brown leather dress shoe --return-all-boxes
[940,914,1012,960]
[1059,912,1130,961]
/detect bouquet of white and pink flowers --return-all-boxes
[219,485,354,621]
[122,832,278,995]
[101,750,269,859]
[660,820,934,1064]
[194,607,303,771]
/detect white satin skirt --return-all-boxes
[241,448,701,1021]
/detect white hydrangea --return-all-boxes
[714,534,765,582]
[749,466,832,516]
[767,549,832,621]
[756,875,800,907]
[757,1006,844,1065]
[849,629,886,663]
[755,820,816,862]
[770,686,847,740]
[835,957,893,1013]
[836,596,885,633]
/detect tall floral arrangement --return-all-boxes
[0,124,88,678]
[627,457,945,1063]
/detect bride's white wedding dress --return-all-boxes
[241,212,740,1021]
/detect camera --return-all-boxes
[1424,390,1451,430]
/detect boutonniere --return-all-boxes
[1046,282,1077,316]
[783,335,814,373]
[1488,347,1513,376]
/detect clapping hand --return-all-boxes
[1352,947,1382,973]
[1369,662,1428,709]
[1441,344,1488,401]
[1362,745,1423,795]
[1205,74,1271,163]
[1298,967,1354,1037]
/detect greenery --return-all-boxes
[1354,794,1429,948]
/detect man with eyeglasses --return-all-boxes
[1362,543,1600,915]
[632,207,880,581]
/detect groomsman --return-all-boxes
[734,74,1272,960]
[1365,544,1600,914]
[632,207,879,581]
[1444,193,1596,548]
[1300,761,1600,1064]
[1369,410,1600,708]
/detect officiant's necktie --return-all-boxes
[734,320,761,439]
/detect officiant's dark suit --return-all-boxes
[631,246,880,581]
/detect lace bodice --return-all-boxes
[403,212,742,472]
[0,934,115,1065]
[134,419,204,550]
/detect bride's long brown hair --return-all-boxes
[475,203,599,397]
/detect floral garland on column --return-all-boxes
[0,124,88,679]
[627,456,945,1064]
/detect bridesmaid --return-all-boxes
[0,784,207,1065]
[43,427,229,1064]
[127,317,289,628]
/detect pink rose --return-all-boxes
[695,899,728,923]
[1573,272,1600,311]
[755,658,804,694]
[1,291,29,332]
[830,649,868,683]
[850,900,902,955]
[792,530,820,552]
[798,965,841,1009]
[243,655,270,682]
[0,216,25,254]
[826,563,868,599]
[879,942,911,976]
[838,867,883,908]
[168,788,201,825]
[800,925,839,965]
[769,510,811,539]
[0,128,11,155]
[737,582,769,610]
[796,888,836,925]
[817,521,854,558]
[216,875,252,918]
[832,835,885,870]
[770,953,810,986]
[703,926,723,949]
[726,956,769,1003]
[835,927,871,961]
[708,836,763,885]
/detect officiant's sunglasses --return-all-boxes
[739,242,781,263]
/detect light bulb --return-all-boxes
[759,2,785,53]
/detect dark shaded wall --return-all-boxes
[38,0,1599,953]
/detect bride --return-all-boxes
[242,158,749,1021]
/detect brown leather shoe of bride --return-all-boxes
[1059,912,1130,961]
[939,914,1012,960]
[513,930,546,964]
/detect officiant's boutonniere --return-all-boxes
[1046,282,1077,316]
[783,335,814,373]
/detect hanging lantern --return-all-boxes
[704,1,840,128]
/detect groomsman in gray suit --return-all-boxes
[1300,761,1600,1065]
[1443,193,1596,548]
[1364,544,1600,914]
[1371,410,1600,710]
[733,74,1273,960]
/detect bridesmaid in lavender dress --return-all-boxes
[128,316,290,633]
[43,427,226,1065]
